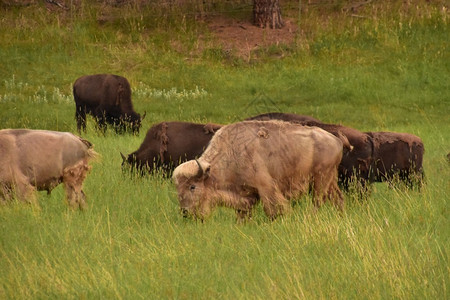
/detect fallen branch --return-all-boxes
[343,0,373,13]
[45,0,68,10]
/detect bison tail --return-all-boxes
[77,136,93,148]
[87,148,100,162]
[337,131,353,153]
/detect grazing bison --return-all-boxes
[73,74,145,134]
[365,131,425,187]
[245,112,321,123]
[0,129,97,209]
[121,121,222,175]
[172,120,345,221]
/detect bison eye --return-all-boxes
[189,185,196,191]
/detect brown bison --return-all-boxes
[365,131,425,187]
[73,74,145,134]
[245,112,321,123]
[172,120,345,221]
[0,129,97,209]
[121,121,222,175]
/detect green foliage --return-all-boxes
[0,1,449,298]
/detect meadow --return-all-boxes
[0,0,449,298]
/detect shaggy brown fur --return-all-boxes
[365,131,425,187]
[122,121,222,175]
[73,74,144,133]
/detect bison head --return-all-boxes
[338,133,374,189]
[125,112,143,134]
[172,159,211,219]
[120,152,151,175]
[121,152,136,170]
[119,111,146,134]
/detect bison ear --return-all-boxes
[204,165,211,178]
[195,160,211,179]
[200,161,211,179]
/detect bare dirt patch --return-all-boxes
[203,16,300,60]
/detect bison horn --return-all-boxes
[173,160,210,184]
[120,152,127,162]
[195,159,204,178]
[141,111,147,120]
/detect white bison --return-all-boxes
[0,129,97,209]
[172,120,349,221]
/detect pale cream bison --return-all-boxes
[172,120,347,221]
[0,129,97,209]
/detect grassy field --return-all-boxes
[0,1,449,298]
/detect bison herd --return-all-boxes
[0,74,425,222]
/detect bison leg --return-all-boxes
[235,207,256,223]
[78,190,87,210]
[63,160,90,210]
[236,209,251,221]
[93,109,108,133]
[259,187,289,219]
[415,169,426,190]
[401,168,425,190]
[14,181,37,204]
[75,105,87,133]
[0,184,12,203]
[311,177,327,209]
[235,197,258,222]
[96,116,107,133]
[326,167,344,210]
[328,181,344,211]
[0,174,37,204]
[248,171,289,219]
[313,168,343,210]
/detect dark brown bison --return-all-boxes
[365,131,425,187]
[121,121,222,174]
[245,112,321,123]
[73,74,145,134]
[0,129,97,209]
[172,120,345,221]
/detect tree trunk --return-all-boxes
[253,0,284,29]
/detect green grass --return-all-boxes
[0,1,449,298]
